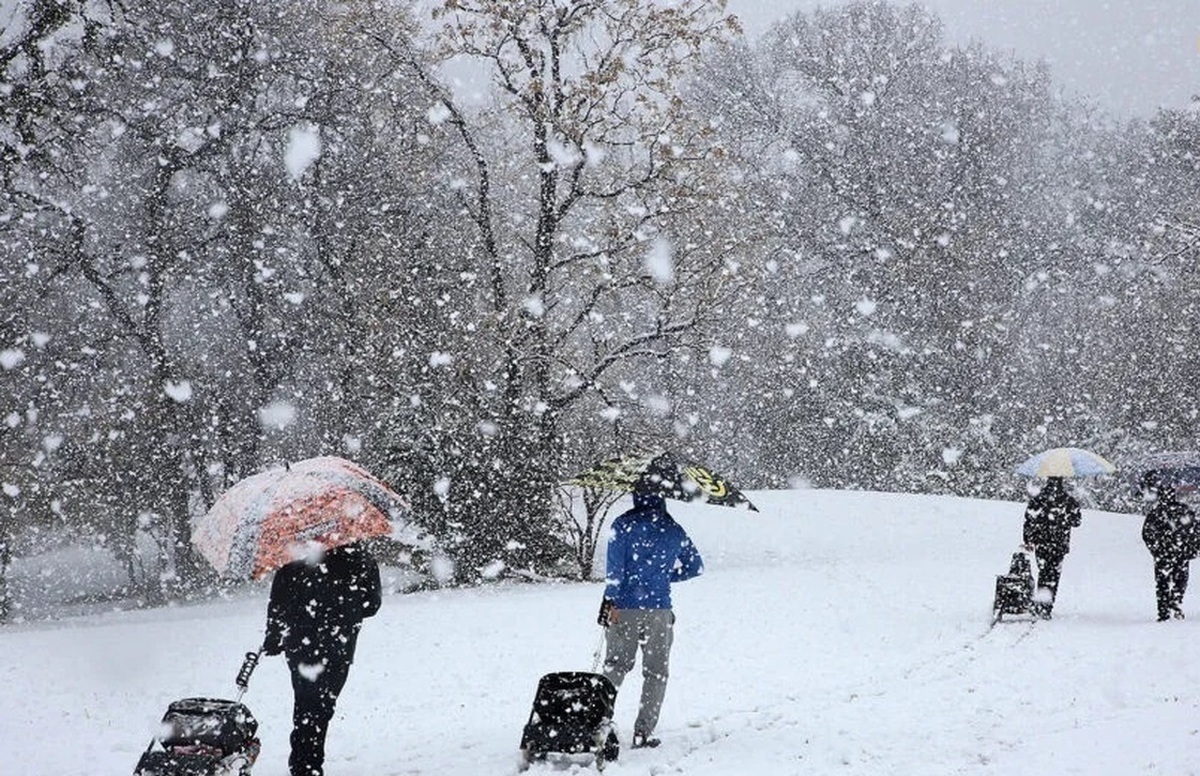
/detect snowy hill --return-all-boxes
[2,488,1195,775]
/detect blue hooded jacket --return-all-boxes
[604,493,704,609]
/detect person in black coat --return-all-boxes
[262,543,382,776]
[1140,473,1199,622]
[1022,476,1082,618]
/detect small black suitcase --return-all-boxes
[519,671,620,771]
[134,652,262,776]
[992,550,1035,624]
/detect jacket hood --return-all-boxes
[633,492,666,511]
[1139,471,1175,501]
[1042,476,1066,493]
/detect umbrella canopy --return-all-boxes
[1128,451,1200,493]
[1014,447,1116,478]
[568,450,758,511]
[193,456,412,580]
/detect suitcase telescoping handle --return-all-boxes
[591,627,606,673]
[234,649,261,701]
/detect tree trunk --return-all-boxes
[0,510,10,622]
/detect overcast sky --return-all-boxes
[2,0,1195,117]
[726,0,1200,117]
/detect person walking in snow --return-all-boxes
[262,542,381,776]
[1022,476,1082,618]
[1140,472,1199,622]
[597,492,703,749]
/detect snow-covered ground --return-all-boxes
[3,488,1197,775]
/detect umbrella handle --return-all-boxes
[234,649,261,701]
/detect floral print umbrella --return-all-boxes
[193,456,412,580]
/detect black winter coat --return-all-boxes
[1142,495,1200,562]
[262,544,382,660]
[1022,481,1082,556]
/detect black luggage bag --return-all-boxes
[134,652,262,776]
[519,671,620,771]
[992,550,1035,624]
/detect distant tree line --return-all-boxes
[2,0,1197,617]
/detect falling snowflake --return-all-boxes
[522,295,545,317]
[164,380,193,403]
[644,394,671,417]
[284,124,322,180]
[644,237,675,284]
[298,661,326,682]
[258,401,296,430]
[0,349,25,370]
[583,141,606,167]
[426,102,452,125]
[547,139,582,168]
[479,559,506,580]
[709,345,733,367]
[430,554,456,584]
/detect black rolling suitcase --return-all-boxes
[519,671,619,771]
[991,549,1036,625]
[134,651,262,776]
[518,625,620,771]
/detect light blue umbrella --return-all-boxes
[1015,447,1116,478]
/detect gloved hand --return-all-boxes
[597,598,617,627]
[261,637,283,656]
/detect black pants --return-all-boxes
[286,643,355,776]
[1034,551,1065,614]
[1153,557,1190,620]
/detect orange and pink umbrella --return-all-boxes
[193,456,412,580]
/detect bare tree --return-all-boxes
[555,483,622,581]
[0,0,129,613]
[685,1,1059,493]
[4,0,445,601]
[365,0,746,578]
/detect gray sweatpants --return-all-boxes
[601,608,675,736]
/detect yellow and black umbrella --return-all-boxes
[568,449,757,511]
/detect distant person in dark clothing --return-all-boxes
[1022,476,1082,618]
[1140,473,1199,621]
[598,492,703,749]
[262,543,382,776]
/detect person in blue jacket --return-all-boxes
[597,492,704,749]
